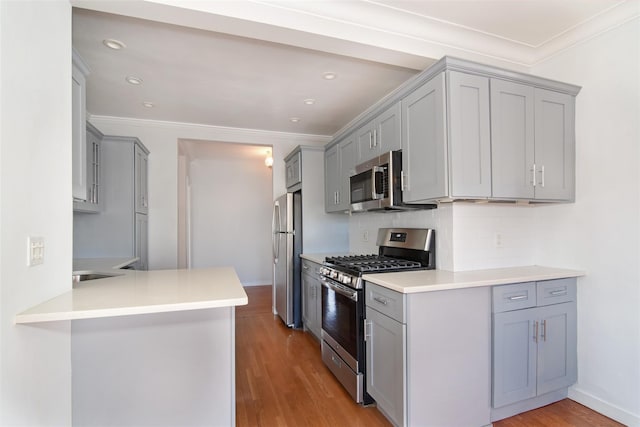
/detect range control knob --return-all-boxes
[341,275,352,285]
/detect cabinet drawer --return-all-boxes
[537,278,576,306]
[365,282,405,323]
[493,282,536,313]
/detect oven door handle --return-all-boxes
[320,277,358,302]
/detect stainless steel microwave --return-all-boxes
[349,151,436,212]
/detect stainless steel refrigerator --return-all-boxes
[272,192,302,327]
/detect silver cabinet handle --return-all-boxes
[373,296,388,305]
[364,319,372,341]
[302,265,309,270]
[507,294,528,301]
[533,321,539,343]
[539,165,545,188]
[541,319,547,341]
[550,289,567,296]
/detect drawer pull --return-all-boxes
[549,289,567,296]
[507,294,528,301]
[373,296,388,306]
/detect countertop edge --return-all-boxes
[363,266,586,294]
[15,297,248,324]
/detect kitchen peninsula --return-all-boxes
[15,263,247,427]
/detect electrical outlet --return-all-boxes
[363,230,369,242]
[494,233,503,248]
[27,236,44,266]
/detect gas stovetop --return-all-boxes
[324,255,423,274]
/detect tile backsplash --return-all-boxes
[349,203,536,271]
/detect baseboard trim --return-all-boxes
[569,387,640,427]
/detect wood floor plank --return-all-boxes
[236,285,622,427]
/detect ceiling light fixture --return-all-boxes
[303,98,315,105]
[322,72,337,80]
[103,39,126,50]
[142,101,154,108]
[264,150,273,168]
[125,76,143,85]
[289,117,300,123]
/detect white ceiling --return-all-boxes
[72,0,637,137]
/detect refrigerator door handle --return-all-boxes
[272,202,280,261]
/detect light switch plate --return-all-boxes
[27,236,44,266]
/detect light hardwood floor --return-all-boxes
[236,285,623,427]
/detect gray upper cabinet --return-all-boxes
[285,151,302,190]
[72,51,89,202]
[134,143,149,214]
[327,56,580,205]
[324,132,355,212]
[448,71,492,197]
[491,80,576,201]
[357,102,402,163]
[74,122,103,213]
[401,72,448,203]
[73,136,150,270]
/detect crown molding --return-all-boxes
[88,115,332,145]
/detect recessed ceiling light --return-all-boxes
[125,76,143,85]
[322,72,337,80]
[142,101,154,108]
[103,39,126,50]
[289,117,301,123]
[303,99,316,105]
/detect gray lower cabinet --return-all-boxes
[301,259,322,338]
[365,282,491,427]
[73,135,150,270]
[491,80,575,201]
[324,133,356,212]
[492,279,577,417]
[73,122,103,213]
[365,304,406,427]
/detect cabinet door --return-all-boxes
[376,102,402,155]
[537,302,577,395]
[338,133,357,211]
[357,120,377,163]
[301,273,312,330]
[491,79,535,199]
[324,145,341,212]
[135,144,149,214]
[135,213,148,270]
[366,307,406,427]
[492,308,537,408]
[72,63,87,201]
[401,72,447,203]
[447,71,491,198]
[533,89,575,201]
[285,152,302,189]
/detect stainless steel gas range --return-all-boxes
[319,228,435,404]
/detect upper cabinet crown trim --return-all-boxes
[328,56,581,147]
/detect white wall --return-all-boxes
[0,1,72,425]
[89,116,329,270]
[188,144,273,286]
[531,17,640,426]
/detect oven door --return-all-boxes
[320,276,363,372]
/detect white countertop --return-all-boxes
[15,267,248,324]
[363,265,585,294]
